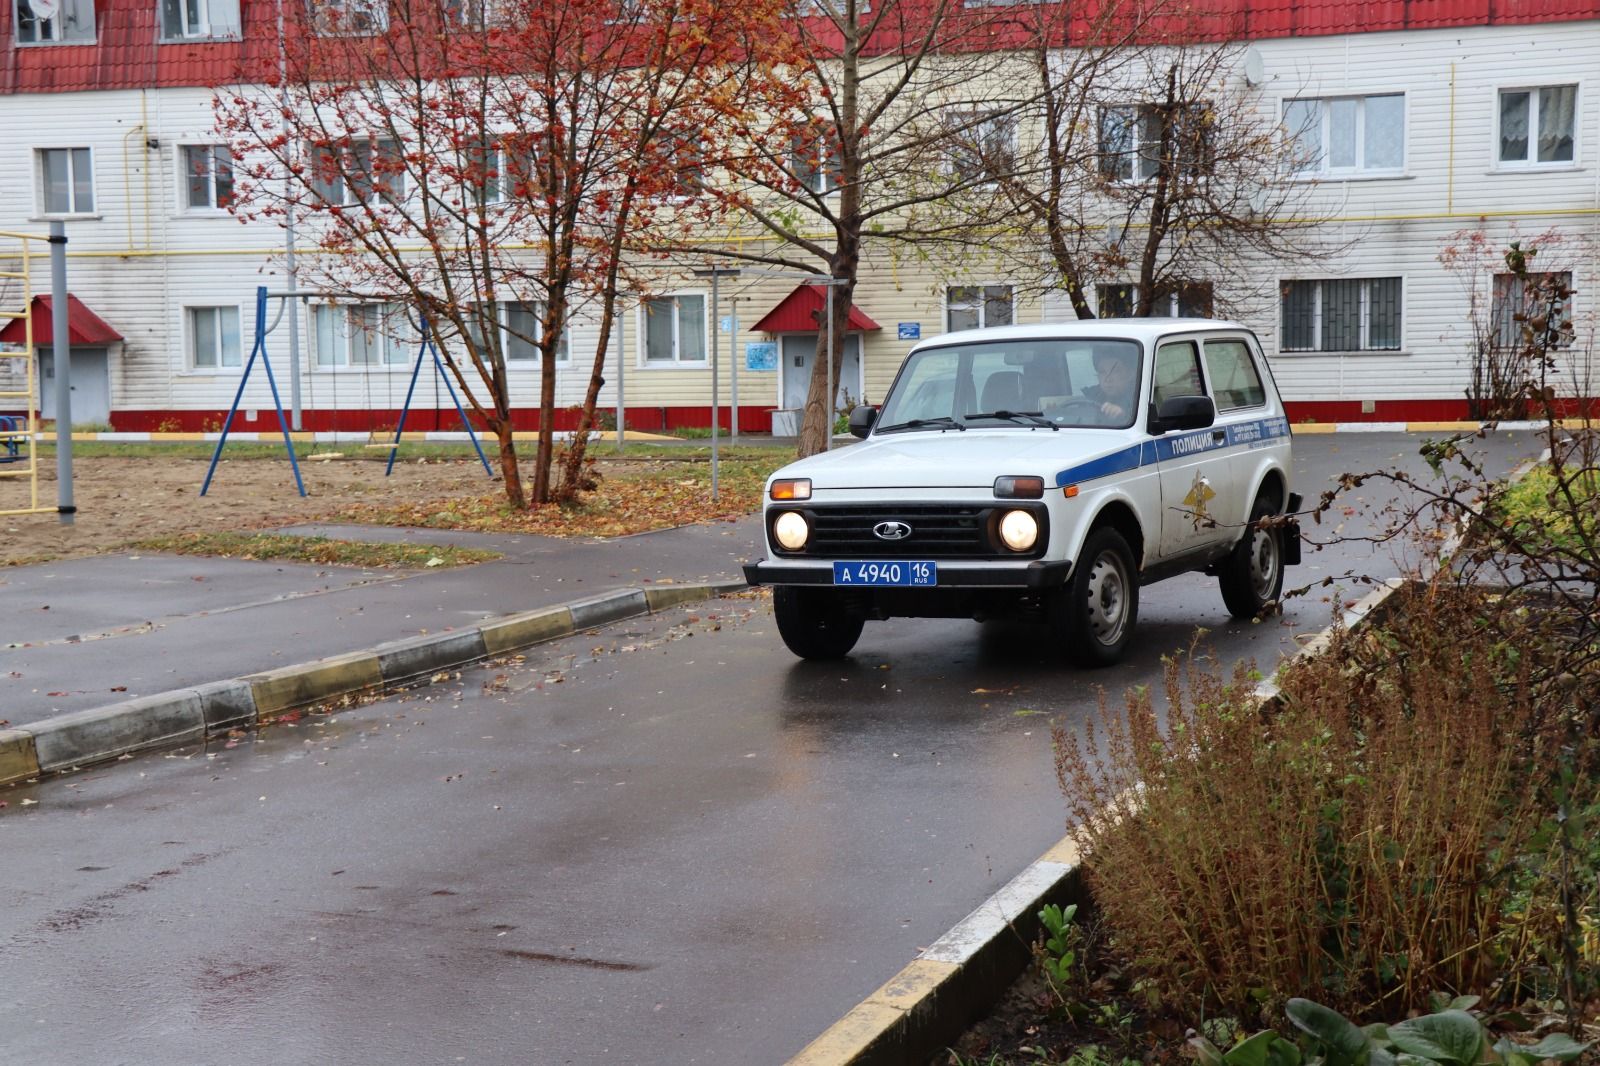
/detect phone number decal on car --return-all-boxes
[832,561,937,586]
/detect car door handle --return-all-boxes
[1212,429,1227,443]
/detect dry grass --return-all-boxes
[1054,580,1598,1022]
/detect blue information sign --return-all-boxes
[897,322,921,340]
[745,341,778,371]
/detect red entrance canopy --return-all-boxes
[0,295,123,346]
[750,284,881,334]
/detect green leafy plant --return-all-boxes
[1038,902,1079,993]
[1193,999,1588,1066]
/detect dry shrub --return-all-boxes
[1054,579,1596,1023]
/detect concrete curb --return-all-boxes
[785,579,1412,1065]
[0,578,748,789]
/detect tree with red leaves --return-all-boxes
[215,0,784,505]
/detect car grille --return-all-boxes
[800,504,1004,558]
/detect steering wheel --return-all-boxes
[1045,398,1107,423]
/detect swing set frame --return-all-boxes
[200,286,493,497]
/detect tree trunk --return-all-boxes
[557,291,616,500]
[532,348,556,504]
[494,416,527,510]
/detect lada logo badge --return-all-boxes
[873,521,912,541]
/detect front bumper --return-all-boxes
[742,559,1072,589]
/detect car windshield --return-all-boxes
[875,339,1144,432]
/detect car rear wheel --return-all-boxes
[772,586,865,660]
[1219,495,1285,620]
[1053,526,1139,667]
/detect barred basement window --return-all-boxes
[1491,272,1573,349]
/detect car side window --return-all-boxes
[1153,340,1205,409]
[1203,339,1266,411]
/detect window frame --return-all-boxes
[1098,102,1212,183]
[1490,271,1574,350]
[1201,338,1268,412]
[1282,93,1407,178]
[1495,84,1579,169]
[159,0,240,40]
[790,119,842,197]
[311,302,415,369]
[307,0,388,36]
[945,284,1014,333]
[185,304,244,371]
[945,109,1017,185]
[14,0,95,44]
[306,136,407,207]
[500,301,571,365]
[639,293,708,366]
[179,144,235,212]
[1095,282,1213,319]
[36,146,96,217]
[1278,276,1405,354]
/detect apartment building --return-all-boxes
[1,0,1596,431]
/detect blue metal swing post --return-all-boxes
[200,286,307,497]
[385,316,494,478]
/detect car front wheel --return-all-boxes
[772,586,865,660]
[1218,495,1285,620]
[1053,526,1139,667]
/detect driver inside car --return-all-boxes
[1083,347,1138,424]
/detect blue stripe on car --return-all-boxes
[1054,415,1289,488]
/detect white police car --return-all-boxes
[743,320,1300,665]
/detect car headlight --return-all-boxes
[773,511,809,551]
[998,509,1039,552]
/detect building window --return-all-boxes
[644,131,702,199]
[1283,94,1405,176]
[791,120,841,195]
[1096,281,1212,318]
[1498,86,1576,166]
[182,145,234,210]
[642,295,706,363]
[161,0,238,38]
[946,285,1013,332]
[15,0,94,42]
[189,306,242,369]
[37,148,94,214]
[1098,103,1211,181]
[313,303,414,367]
[1491,271,1573,349]
[946,110,1015,183]
[442,0,509,28]
[502,302,569,363]
[308,0,387,34]
[1280,278,1402,352]
[307,137,405,206]
[463,136,537,207]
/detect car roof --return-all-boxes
[912,318,1252,351]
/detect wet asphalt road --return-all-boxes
[0,432,1543,1065]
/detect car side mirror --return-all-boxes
[1150,395,1215,434]
[848,404,878,439]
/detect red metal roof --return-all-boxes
[3,1,1596,96]
[751,284,881,334]
[0,295,124,345]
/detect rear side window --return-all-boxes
[1203,339,1266,410]
[1153,340,1205,408]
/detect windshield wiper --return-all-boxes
[879,416,967,432]
[964,410,1059,430]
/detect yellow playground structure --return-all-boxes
[0,228,50,517]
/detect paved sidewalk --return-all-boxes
[1,515,763,730]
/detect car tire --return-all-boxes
[1219,495,1285,621]
[1053,526,1139,667]
[772,586,865,660]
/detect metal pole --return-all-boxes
[709,272,719,501]
[49,221,74,523]
[825,280,835,452]
[730,296,739,443]
[615,299,625,449]
[285,217,302,431]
